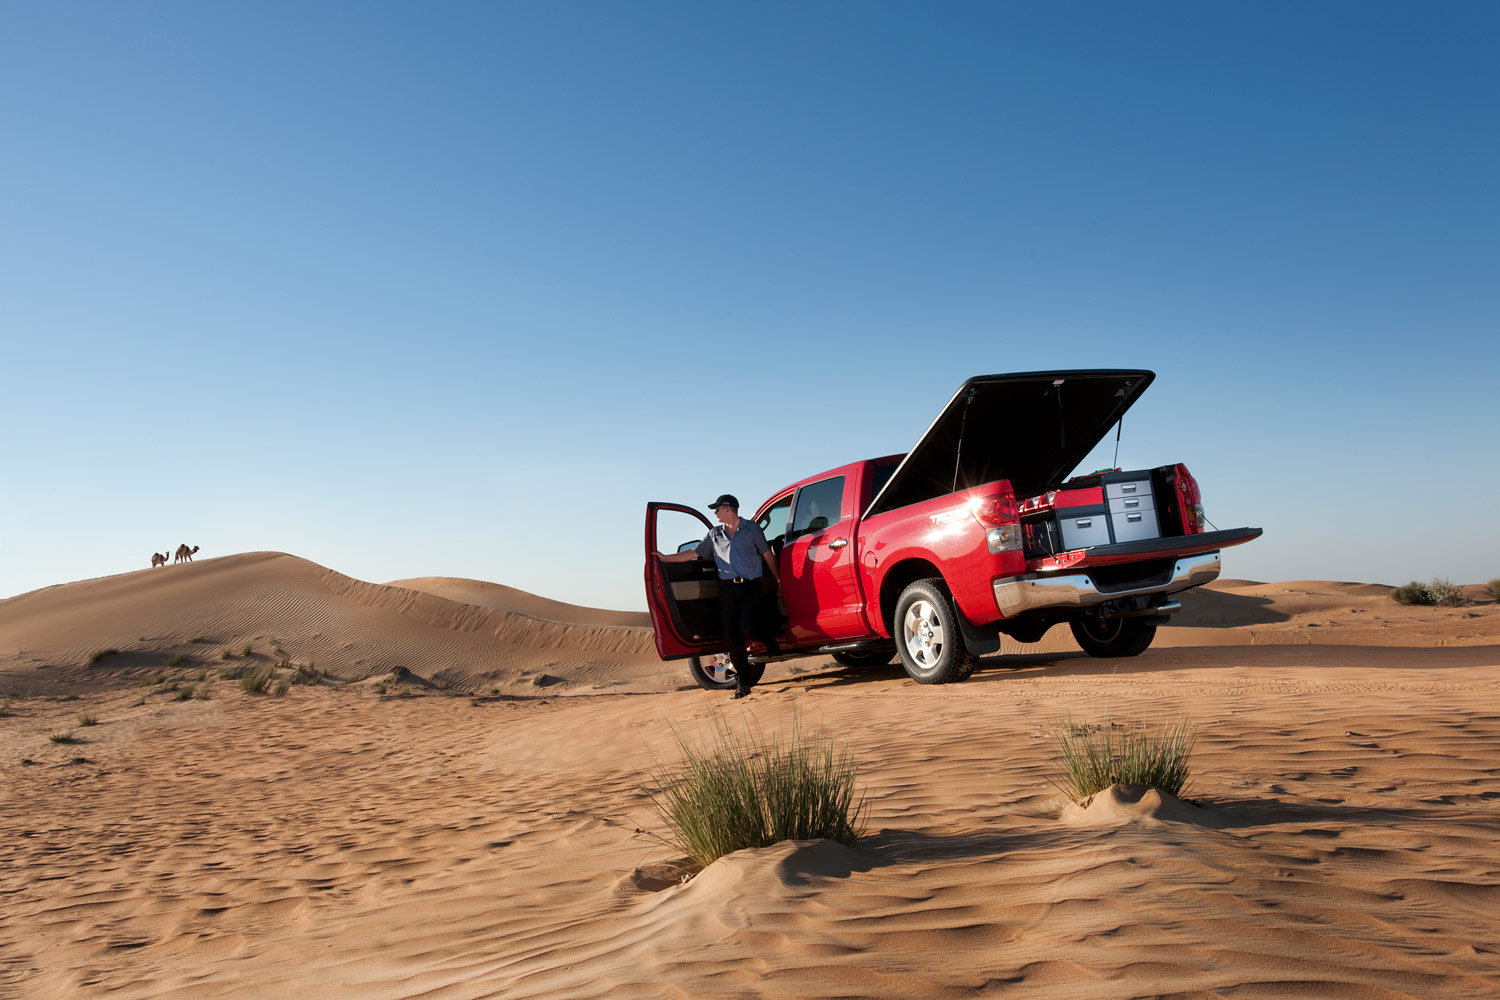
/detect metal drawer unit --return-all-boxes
[1111,506,1160,543]
[1057,505,1112,549]
[1105,478,1151,501]
[1104,475,1159,543]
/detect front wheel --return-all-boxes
[893,579,977,684]
[687,654,737,690]
[1069,616,1157,658]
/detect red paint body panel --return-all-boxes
[857,479,1025,632]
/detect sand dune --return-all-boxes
[0,552,666,697]
[385,576,652,628]
[3,557,1499,998]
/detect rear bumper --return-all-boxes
[993,551,1223,618]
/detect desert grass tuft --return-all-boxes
[193,685,211,700]
[241,643,253,657]
[0,699,11,717]
[166,653,190,667]
[88,648,119,666]
[648,713,865,869]
[1044,715,1197,802]
[271,677,292,697]
[49,729,79,744]
[1489,578,1500,601]
[77,711,98,727]
[174,685,196,701]
[373,681,387,695]
[141,670,169,687]
[219,664,247,680]
[240,665,276,694]
[221,648,234,660]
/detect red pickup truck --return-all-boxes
[645,369,1261,688]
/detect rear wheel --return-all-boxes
[894,579,977,684]
[1069,616,1157,658]
[831,648,895,668]
[687,654,737,690]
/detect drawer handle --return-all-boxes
[1124,498,1139,508]
[1127,513,1142,522]
[1076,519,1093,528]
[1121,484,1138,493]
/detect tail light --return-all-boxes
[971,493,1022,553]
[1175,464,1206,534]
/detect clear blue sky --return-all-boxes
[2,2,1496,611]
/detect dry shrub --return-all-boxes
[1392,578,1465,607]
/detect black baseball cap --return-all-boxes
[707,494,739,511]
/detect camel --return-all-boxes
[151,551,169,568]
[174,544,200,564]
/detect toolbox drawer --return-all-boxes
[1110,508,1160,543]
[1058,509,1112,549]
[1108,493,1155,515]
[1105,479,1151,501]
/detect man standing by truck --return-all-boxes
[657,493,781,699]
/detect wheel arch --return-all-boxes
[878,558,945,636]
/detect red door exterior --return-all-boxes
[778,474,866,643]
[643,502,716,659]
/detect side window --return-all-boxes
[788,476,846,540]
[757,495,793,544]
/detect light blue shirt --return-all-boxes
[696,520,770,580]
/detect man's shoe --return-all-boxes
[730,688,750,700]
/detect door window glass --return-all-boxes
[789,476,846,540]
[758,495,793,544]
[654,507,711,557]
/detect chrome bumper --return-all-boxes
[992,552,1222,618]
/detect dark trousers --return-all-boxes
[717,579,780,692]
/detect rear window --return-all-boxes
[869,460,899,508]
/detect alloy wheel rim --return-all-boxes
[903,600,944,670]
[707,653,736,683]
[1082,617,1123,643]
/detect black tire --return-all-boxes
[831,648,895,669]
[687,654,737,691]
[1069,616,1157,658]
[893,579,977,684]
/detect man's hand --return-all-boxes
[762,549,780,584]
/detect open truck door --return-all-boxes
[644,501,724,660]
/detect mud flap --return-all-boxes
[956,612,1003,656]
